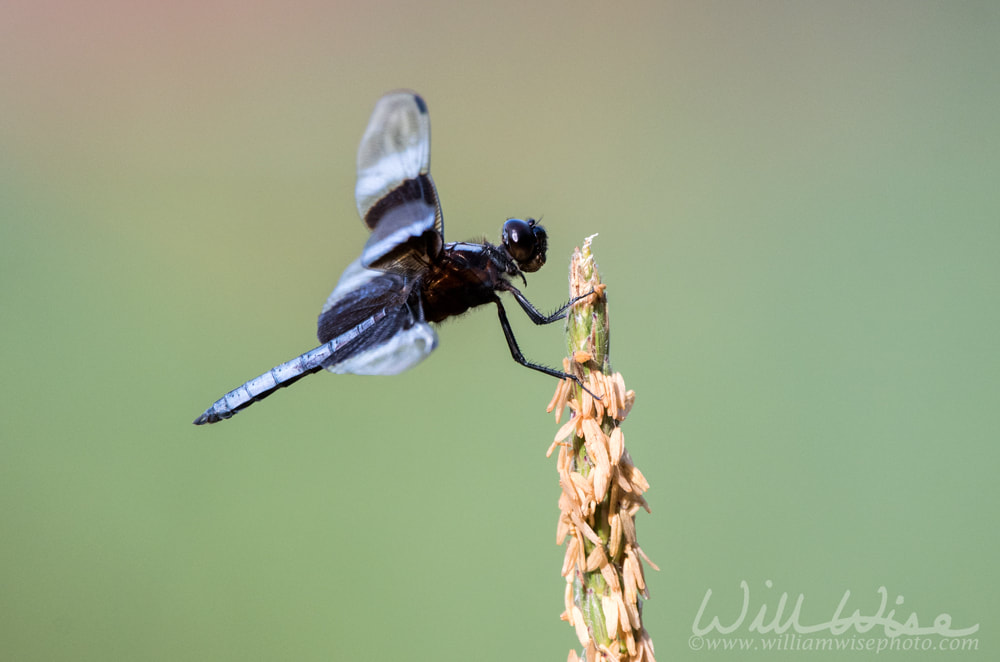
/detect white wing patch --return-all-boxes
[355,91,431,222]
[356,146,426,210]
[325,322,438,375]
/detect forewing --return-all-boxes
[355,91,434,223]
[318,259,438,375]
[354,91,444,276]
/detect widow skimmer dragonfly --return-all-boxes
[193,91,590,425]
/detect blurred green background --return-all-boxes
[2,1,997,660]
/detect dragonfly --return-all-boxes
[194,91,590,425]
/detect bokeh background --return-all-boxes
[2,1,997,660]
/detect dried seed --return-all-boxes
[600,560,621,593]
[585,544,606,572]
[592,463,609,503]
[637,545,660,572]
[640,629,656,662]
[571,511,603,547]
[622,389,635,418]
[595,371,611,401]
[587,372,605,419]
[609,427,624,465]
[580,383,593,419]
[615,468,634,493]
[609,513,623,558]
[609,481,621,518]
[626,550,645,592]
[616,594,630,633]
[554,419,580,444]
[575,531,587,570]
[621,513,637,545]
[614,372,628,409]
[625,629,637,656]
[547,377,570,419]
[623,553,638,606]
[601,594,619,639]
[559,475,581,510]
[558,494,576,519]
[570,471,594,505]
[581,419,611,474]
[572,606,590,646]
[628,464,650,493]
[625,596,641,630]
[562,537,578,577]
[556,515,570,546]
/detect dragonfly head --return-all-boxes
[501,218,547,273]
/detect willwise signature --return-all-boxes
[692,580,979,638]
